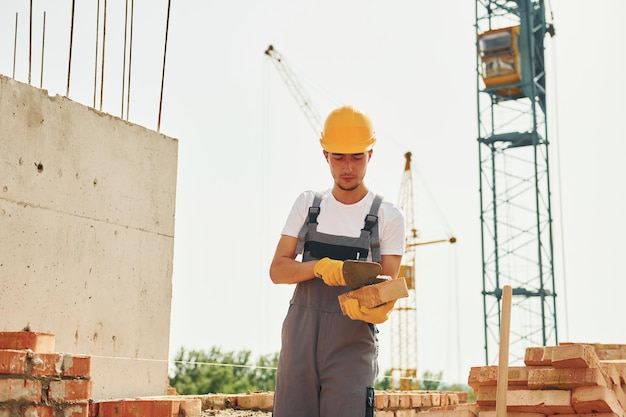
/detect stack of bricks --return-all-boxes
[373,390,469,417]
[13,330,625,417]
[445,342,626,417]
[0,331,92,417]
[199,390,469,415]
[0,330,471,416]
[0,331,204,417]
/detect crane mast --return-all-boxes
[391,151,419,390]
[475,0,558,365]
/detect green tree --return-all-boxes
[169,347,278,395]
[374,369,391,390]
[246,352,279,391]
[421,370,443,390]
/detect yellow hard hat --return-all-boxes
[320,105,376,153]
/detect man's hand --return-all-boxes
[313,257,346,286]
[342,298,396,324]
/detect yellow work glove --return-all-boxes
[313,257,346,286]
[342,298,396,324]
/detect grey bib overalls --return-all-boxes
[273,193,383,417]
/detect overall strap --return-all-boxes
[295,191,324,255]
[362,194,383,262]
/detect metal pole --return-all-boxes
[100,0,108,111]
[93,0,101,108]
[157,0,172,132]
[28,0,33,84]
[121,0,129,117]
[126,0,135,120]
[40,11,46,88]
[13,13,18,79]
[66,0,76,96]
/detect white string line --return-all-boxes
[89,354,453,384]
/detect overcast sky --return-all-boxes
[2,1,625,386]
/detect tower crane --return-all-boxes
[392,152,456,390]
[475,0,558,365]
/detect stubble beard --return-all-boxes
[336,178,362,192]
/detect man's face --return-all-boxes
[325,150,372,192]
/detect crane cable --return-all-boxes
[545,0,570,342]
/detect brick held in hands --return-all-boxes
[338,277,409,314]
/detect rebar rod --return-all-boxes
[28,0,32,84]
[126,0,135,120]
[157,0,172,132]
[93,0,101,108]
[13,13,18,79]
[66,0,76,96]
[100,0,108,111]
[121,0,129,117]
[40,11,46,88]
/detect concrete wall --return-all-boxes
[0,74,178,399]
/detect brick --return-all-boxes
[0,378,42,402]
[468,366,532,391]
[613,383,626,410]
[395,410,417,417]
[179,398,203,416]
[445,392,460,405]
[444,403,479,415]
[31,353,63,376]
[455,391,469,403]
[338,277,409,312]
[0,349,28,375]
[31,353,91,378]
[423,407,476,417]
[61,354,91,378]
[235,392,273,411]
[236,394,258,409]
[254,392,273,411]
[409,392,422,407]
[397,392,411,409]
[528,367,607,389]
[200,394,231,410]
[602,362,623,386]
[606,361,626,384]
[552,344,603,369]
[552,414,621,417]
[476,387,574,414]
[96,399,179,417]
[61,404,89,417]
[388,392,401,408]
[523,346,555,366]
[374,411,394,417]
[572,386,625,416]
[421,393,433,407]
[89,402,100,417]
[375,392,389,409]
[478,411,544,417]
[592,344,626,360]
[22,405,55,417]
[48,379,93,402]
[0,332,55,353]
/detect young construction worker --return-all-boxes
[269,105,406,417]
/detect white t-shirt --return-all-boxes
[281,189,406,259]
